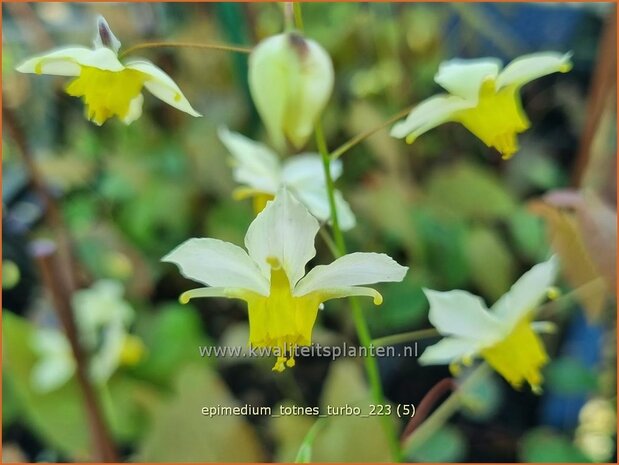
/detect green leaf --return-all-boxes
[466,226,516,301]
[406,425,467,462]
[2,312,90,459]
[133,303,211,385]
[367,273,428,337]
[204,198,253,246]
[459,374,502,421]
[508,208,548,262]
[2,373,22,427]
[545,357,598,395]
[269,400,315,462]
[425,163,517,221]
[136,364,265,461]
[520,428,590,462]
[412,208,469,288]
[313,361,392,462]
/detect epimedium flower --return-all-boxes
[218,126,356,230]
[30,280,145,393]
[391,53,573,159]
[249,32,334,151]
[419,256,559,393]
[163,189,407,372]
[16,15,200,126]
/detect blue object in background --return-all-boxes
[540,309,604,430]
[445,3,587,61]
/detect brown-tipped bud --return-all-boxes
[249,32,334,151]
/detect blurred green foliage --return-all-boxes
[2,2,616,463]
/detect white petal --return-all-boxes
[435,58,502,101]
[281,155,354,229]
[419,337,480,365]
[31,330,75,393]
[390,95,474,142]
[295,252,407,296]
[332,190,356,231]
[286,182,355,231]
[281,153,341,185]
[16,46,123,75]
[31,354,76,393]
[307,286,385,305]
[89,322,124,383]
[93,16,121,53]
[299,188,355,231]
[72,280,134,348]
[491,256,559,328]
[125,60,201,117]
[180,286,260,303]
[424,289,504,344]
[245,188,319,287]
[122,93,144,125]
[162,238,269,295]
[496,52,573,90]
[218,126,281,193]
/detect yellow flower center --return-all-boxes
[232,188,274,215]
[244,258,321,372]
[455,79,530,160]
[65,65,148,125]
[480,317,549,393]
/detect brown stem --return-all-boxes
[571,6,617,187]
[3,106,80,293]
[400,378,456,443]
[31,240,118,462]
[119,41,252,58]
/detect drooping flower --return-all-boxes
[163,189,407,371]
[248,32,334,151]
[16,16,200,125]
[391,53,572,159]
[30,280,144,392]
[419,256,558,393]
[72,280,144,381]
[218,126,356,230]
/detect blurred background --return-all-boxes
[2,2,617,462]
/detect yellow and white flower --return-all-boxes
[218,126,355,230]
[30,280,144,392]
[16,15,201,126]
[419,256,558,393]
[163,189,407,371]
[391,53,572,159]
[249,32,334,150]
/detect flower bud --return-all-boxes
[249,32,334,151]
[93,15,121,53]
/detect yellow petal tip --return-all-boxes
[546,286,561,300]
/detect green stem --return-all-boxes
[293,2,305,31]
[296,3,398,459]
[372,328,439,347]
[330,105,413,161]
[315,123,347,254]
[294,418,327,463]
[318,227,341,259]
[119,41,252,59]
[315,121,401,462]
